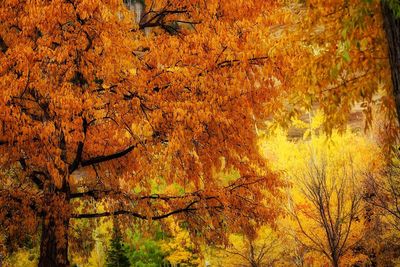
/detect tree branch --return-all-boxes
[29,172,45,190]
[0,36,8,53]
[71,200,199,220]
[80,143,138,167]
[70,189,204,201]
[70,189,113,199]
[69,118,88,173]
[19,159,45,190]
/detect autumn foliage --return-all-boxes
[0,0,398,266]
[0,0,286,265]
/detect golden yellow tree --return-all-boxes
[212,225,285,267]
[159,218,201,266]
[261,113,383,267]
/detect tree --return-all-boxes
[292,156,363,267]
[260,113,384,267]
[106,228,130,267]
[274,0,397,138]
[159,219,201,266]
[0,1,284,266]
[285,130,383,267]
[364,148,400,232]
[215,225,285,267]
[381,0,400,125]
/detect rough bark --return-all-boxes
[331,255,340,267]
[38,190,70,267]
[382,1,400,124]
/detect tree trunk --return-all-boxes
[38,191,70,267]
[381,1,400,124]
[331,256,340,267]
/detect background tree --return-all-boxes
[260,113,383,267]
[381,0,400,124]
[364,148,400,232]
[292,157,363,267]
[159,218,201,266]
[106,228,130,267]
[214,225,285,267]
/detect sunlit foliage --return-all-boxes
[0,0,397,266]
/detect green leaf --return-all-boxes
[341,28,348,39]
[330,64,340,79]
[342,50,351,62]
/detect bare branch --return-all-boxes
[71,200,200,220]
[80,144,138,167]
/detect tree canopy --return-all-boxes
[0,1,284,265]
